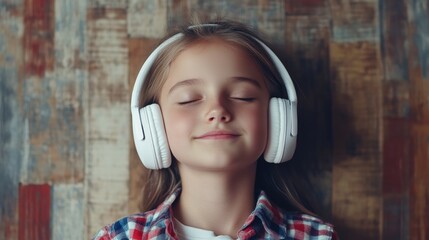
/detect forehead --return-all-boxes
[166,38,265,80]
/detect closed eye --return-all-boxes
[177,99,199,105]
[231,97,256,102]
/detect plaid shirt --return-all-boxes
[93,189,336,240]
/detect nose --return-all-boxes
[206,99,232,123]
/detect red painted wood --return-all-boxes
[383,118,409,194]
[285,0,327,15]
[382,117,410,239]
[18,184,51,240]
[24,0,54,77]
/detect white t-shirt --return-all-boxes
[173,218,234,240]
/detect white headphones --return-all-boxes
[131,24,298,170]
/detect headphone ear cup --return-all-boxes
[135,104,171,169]
[264,98,296,163]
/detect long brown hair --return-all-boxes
[137,20,315,216]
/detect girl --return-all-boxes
[94,20,336,240]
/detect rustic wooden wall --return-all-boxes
[1,0,428,239]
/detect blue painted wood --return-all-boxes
[409,0,429,79]
[380,0,409,82]
[329,0,379,42]
[0,3,24,239]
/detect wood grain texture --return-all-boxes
[382,118,410,239]
[329,0,379,42]
[88,0,128,9]
[285,0,328,15]
[284,16,332,218]
[167,0,285,44]
[18,184,51,240]
[407,3,429,237]
[410,123,429,240]
[407,0,429,79]
[330,41,383,239]
[380,0,409,82]
[381,1,412,238]
[85,7,130,238]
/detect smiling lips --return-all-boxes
[195,130,240,140]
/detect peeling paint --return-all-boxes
[18,184,51,240]
[128,0,167,38]
[52,184,84,240]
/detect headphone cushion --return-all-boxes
[139,104,171,169]
[264,98,290,163]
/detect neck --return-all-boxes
[174,163,257,237]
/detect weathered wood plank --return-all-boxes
[284,0,328,15]
[21,0,86,184]
[380,1,412,238]
[51,184,84,240]
[50,0,87,182]
[0,3,24,239]
[380,0,409,82]
[407,1,429,238]
[127,38,159,213]
[330,41,382,239]
[407,0,429,79]
[18,184,51,240]
[408,13,429,236]
[128,0,167,38]
[85,7,130,238]
[88,0,128,9]
[167,0,285,44]
[382,117,410,239]
[329,0,379,42]
[24,0,54,77]
[284,16,332,218]
[21,0,55,184]
[410,123,429,240]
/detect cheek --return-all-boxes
[162,108,194,144]
[241,105,269,144]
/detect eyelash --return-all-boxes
[177,100,198,105]
[232,97,255,102]
[177,97,256,105]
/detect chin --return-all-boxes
[180,156,257,173]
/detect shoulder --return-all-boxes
[92,210,157,240]
[282,212,337,239]
[93,189,181,239]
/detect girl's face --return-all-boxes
[159,39,270,172]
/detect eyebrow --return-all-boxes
[230,76,263,89]
[167,76,263,95]
[168,78,201,95]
